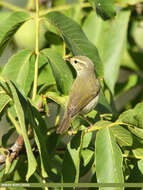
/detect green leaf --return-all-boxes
[53,0,66,6]
[111,125,133,147]
[0,93,11,113]
[96,124,124,188]
[5,154,11,174]
[101,10,130,94]
[44,11,103,77]
[118,101,143,129]
[0,168,5,181]
[0,12,30,55]
[115,74,138,98]
[46,132,59,157]
[62,131,84,184]
[89,0,116,20]
[13,155,28,181]
[2,50,33,95]
[80,148,95,178]
[133,148,143,159]
[62,145,80,185]
[6,81,37,180]
[138,159,143,175]
[83,10,131,94]
[38,56,56,87]
[27,102,50,178]
[114,0,143,5]
[0,12,11,24]
[83,11,100,46]
[81,149,94,167]
[41,49,73,95]
[38,53,57,94]
[121,50,139,71]
[50,155,62,178]
[6,159,18,175]
[128,126,143,140]
[133,101,143,129]
[46,91,68,107]
[2,128,15,147]
[97,89,113,113]
[82,132,92,148]
[118,110,137,127]
[62,130,95,184]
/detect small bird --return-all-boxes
[56,56,100,134]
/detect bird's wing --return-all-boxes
[67,77,99,117]
[67,93,96,117]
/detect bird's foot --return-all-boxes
[67,128,77,135]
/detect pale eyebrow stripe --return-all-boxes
[74,59,86,65]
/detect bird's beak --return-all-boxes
[65,57,71,62]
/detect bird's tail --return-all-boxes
[56,114,72,134]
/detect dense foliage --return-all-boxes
[0,0,143,189]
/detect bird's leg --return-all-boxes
[79,114,93,126]
[100,113,112,120]
[66,122,77,135]
[67,129,77,135]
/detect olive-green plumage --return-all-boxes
[56,56,100,134]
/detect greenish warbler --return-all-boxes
[56,56,100,134]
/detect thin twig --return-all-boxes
[85,121,129,133]
[32,0,40,100]
[0,135,24,165]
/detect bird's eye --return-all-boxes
[74,60,77,64]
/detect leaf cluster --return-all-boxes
[0,0,143,188]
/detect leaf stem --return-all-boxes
[32,0,40,100]
[123,153,141,159]
[85,122,130,133]
[63,41,66,58]
[75,131,85,183]
[0,1,26,12]
[66,121,136,135]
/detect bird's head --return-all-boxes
[66,56,95,74]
